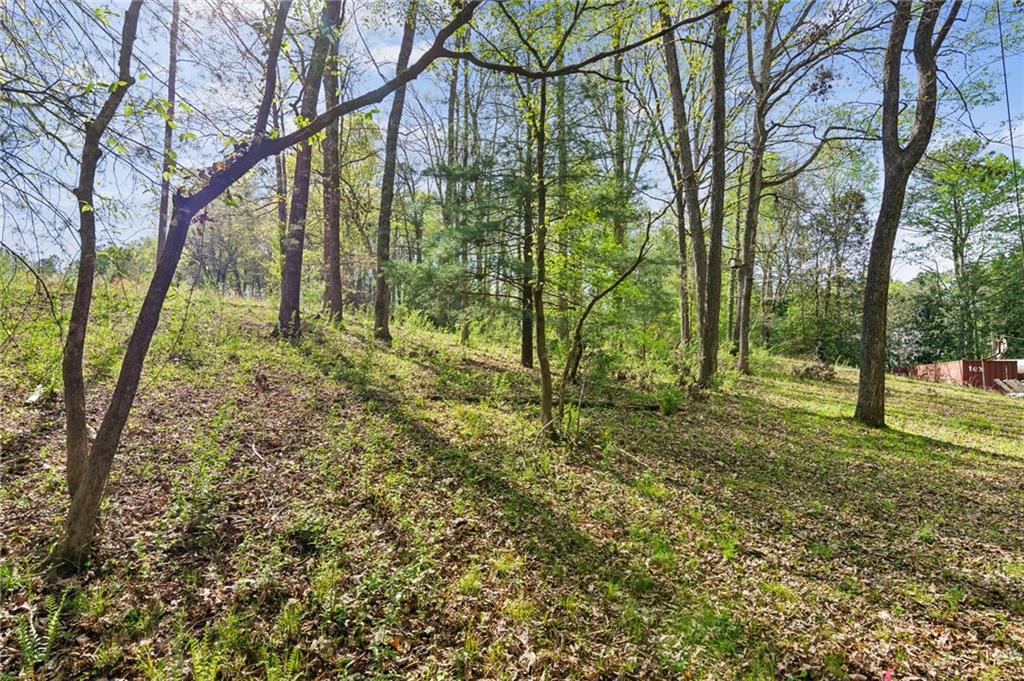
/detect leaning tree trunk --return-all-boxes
[156,0,179,263]
[60,201,196,561]
[62,1,142,499]
[56,0,482,564]
[374,2,417,342]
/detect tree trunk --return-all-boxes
[534,80,553,431]
[521,114,535,368]
[55,0,481,563]
[322,24,343,321]
[612,29,627,246]
[63,1,142,499]
[60,201,196,562]
[277,1,340,336]
[700,4,729,386]
[273,101,288,275]
[156,0,179,263]
[660,8,707,345]
[856,171,908,426]
[374,2,417,343]
[729,148,745,349]
[675,190,690,345]
[278,144,313,334]
[736,120,765,373]
[855,0,958,426]
[556,66,569,343]
[458,51,472,344]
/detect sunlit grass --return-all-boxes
[2,280,1023,678]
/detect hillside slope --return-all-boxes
[2,292,1023,679]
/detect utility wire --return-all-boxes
[996,0,1024,278]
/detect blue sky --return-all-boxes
[1,0,1022,284]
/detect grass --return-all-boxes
[2,281,1023,678]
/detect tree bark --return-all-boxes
[555,64,569,343]
[534,80,554,431]
[701,3,729,386]
[156,0,180,263]
[278,1,341,336]
[374,2,417,342]
[521,110,535,368]
[855,0,960,426]
[273,101,288,275]
[734,2,773,374]
[675,189,690,345]
[60,200,196,562]
[660,7,707,344]
[322,19,343,321]
[612,25,627,246]
[857,170,909,425]
[735,109,765,373]
[728,147,745,348]
[62,0,142,499]
[458,41,473,344]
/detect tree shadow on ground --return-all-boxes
[301,338,792,675]
[593,388,1024,616]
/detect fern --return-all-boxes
[44,590,68,662]
[263,648,302,681]
[16,589,68,674]
[189,633,223,681]
[16,618,44,672]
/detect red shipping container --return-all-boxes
[904,359,1019,390]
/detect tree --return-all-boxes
[156,0,180,263]
[374,1,418,343]
[62,0,143,500]
[903,137,1019,357]
[441,0,727,428]
[855,0,961,428]
[277,0,342,336]
[322,8,344,320]
[734,0,878,373]
[659,0,730,387]
[56,0,484,563]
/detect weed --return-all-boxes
[655,385,685,415]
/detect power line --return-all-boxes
[996,0,1024,278]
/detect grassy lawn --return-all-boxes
[2,288,1023,679]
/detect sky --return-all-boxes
[1,0,1022,284]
